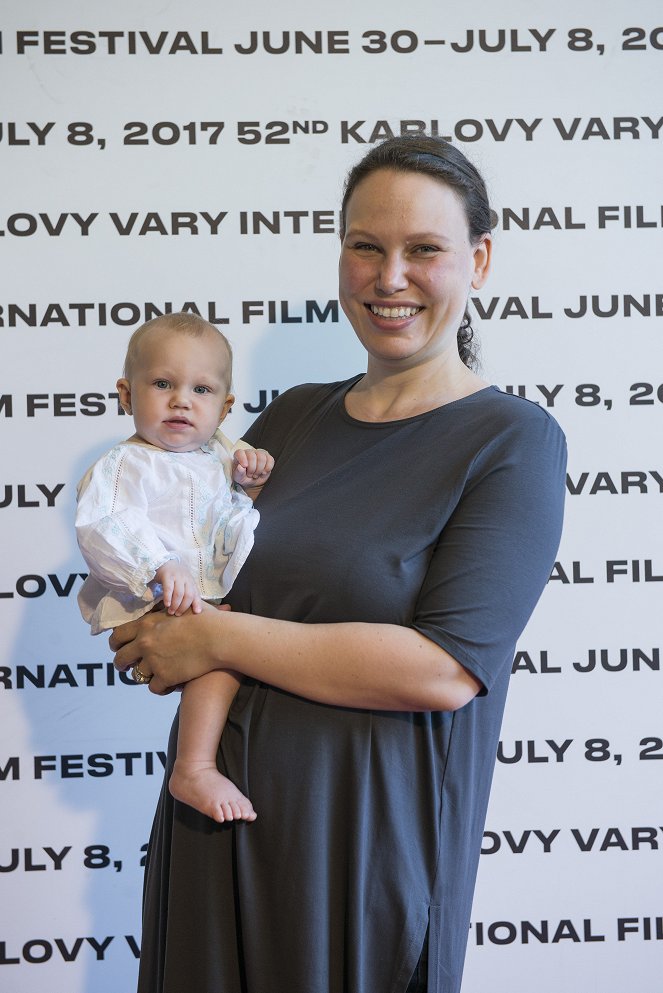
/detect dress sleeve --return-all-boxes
[412,408,567,692]
[75,447,177,599]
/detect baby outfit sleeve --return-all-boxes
[75,445,178,599]
[208,431,260,592]
[213,428,253,459]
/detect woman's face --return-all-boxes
[339,168,491,371]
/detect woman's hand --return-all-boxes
[110,603,225,695]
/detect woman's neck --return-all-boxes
[345,357,488,423]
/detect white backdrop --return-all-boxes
[1,2,662,991]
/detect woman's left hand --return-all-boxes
[110,602,224,694]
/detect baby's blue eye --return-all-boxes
[193,385,210,394]
[154,380,170,389]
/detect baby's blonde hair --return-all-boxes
[123,312,233,387]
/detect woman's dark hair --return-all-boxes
[340,135,495,370]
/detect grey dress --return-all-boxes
[137,379,567,993]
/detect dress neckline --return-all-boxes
[338,376,498,427]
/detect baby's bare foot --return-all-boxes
[169,760,256,823]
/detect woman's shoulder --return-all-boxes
[464,388,567,476]
[468,386,566,438]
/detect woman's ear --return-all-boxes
[471,235,492,290]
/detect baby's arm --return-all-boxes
[76,447,178,599]
[154,562,203,616]
[232,448,274,502]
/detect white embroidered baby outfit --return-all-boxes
[76,430,258,634]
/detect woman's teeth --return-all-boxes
[370,305,421,319]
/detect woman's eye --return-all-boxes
[414,245,438,254]
[154,380,170,389]
[354,242,378,252]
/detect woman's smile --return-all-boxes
[366,303,424,321]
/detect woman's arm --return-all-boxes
[110,605,482,712]
[113,398,566,715]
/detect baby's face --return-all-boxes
[117,329,234,452]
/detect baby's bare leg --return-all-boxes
[169,670,256,823]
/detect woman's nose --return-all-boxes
[376,253,408,295]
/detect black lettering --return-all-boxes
[632,827,659,850]
[88,754,114,777]
[86,936,114,960]
[80,392,110,415]
[522,921,549,943]
[306,299,338,322]
[49,665,78,688]
[341,120,367,144]
[70,30,96,54]
[554,117,581,140]
[600,828,628,851]
[24,940,52,963]
[54,938,84,962]
[0,757,19,780]
[125,935,141,958]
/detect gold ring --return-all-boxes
[132,665,152,685]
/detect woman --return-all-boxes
[112,135,567,993]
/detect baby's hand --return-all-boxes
[233,448,275,489]
[154,562,202,616]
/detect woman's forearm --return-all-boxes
[113,607,481,712]
[221,611,481,711]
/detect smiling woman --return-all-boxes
[339,170,491,418]
[111,136,567,993]
[339,135,495,372]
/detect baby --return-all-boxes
[76,312,273,823]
